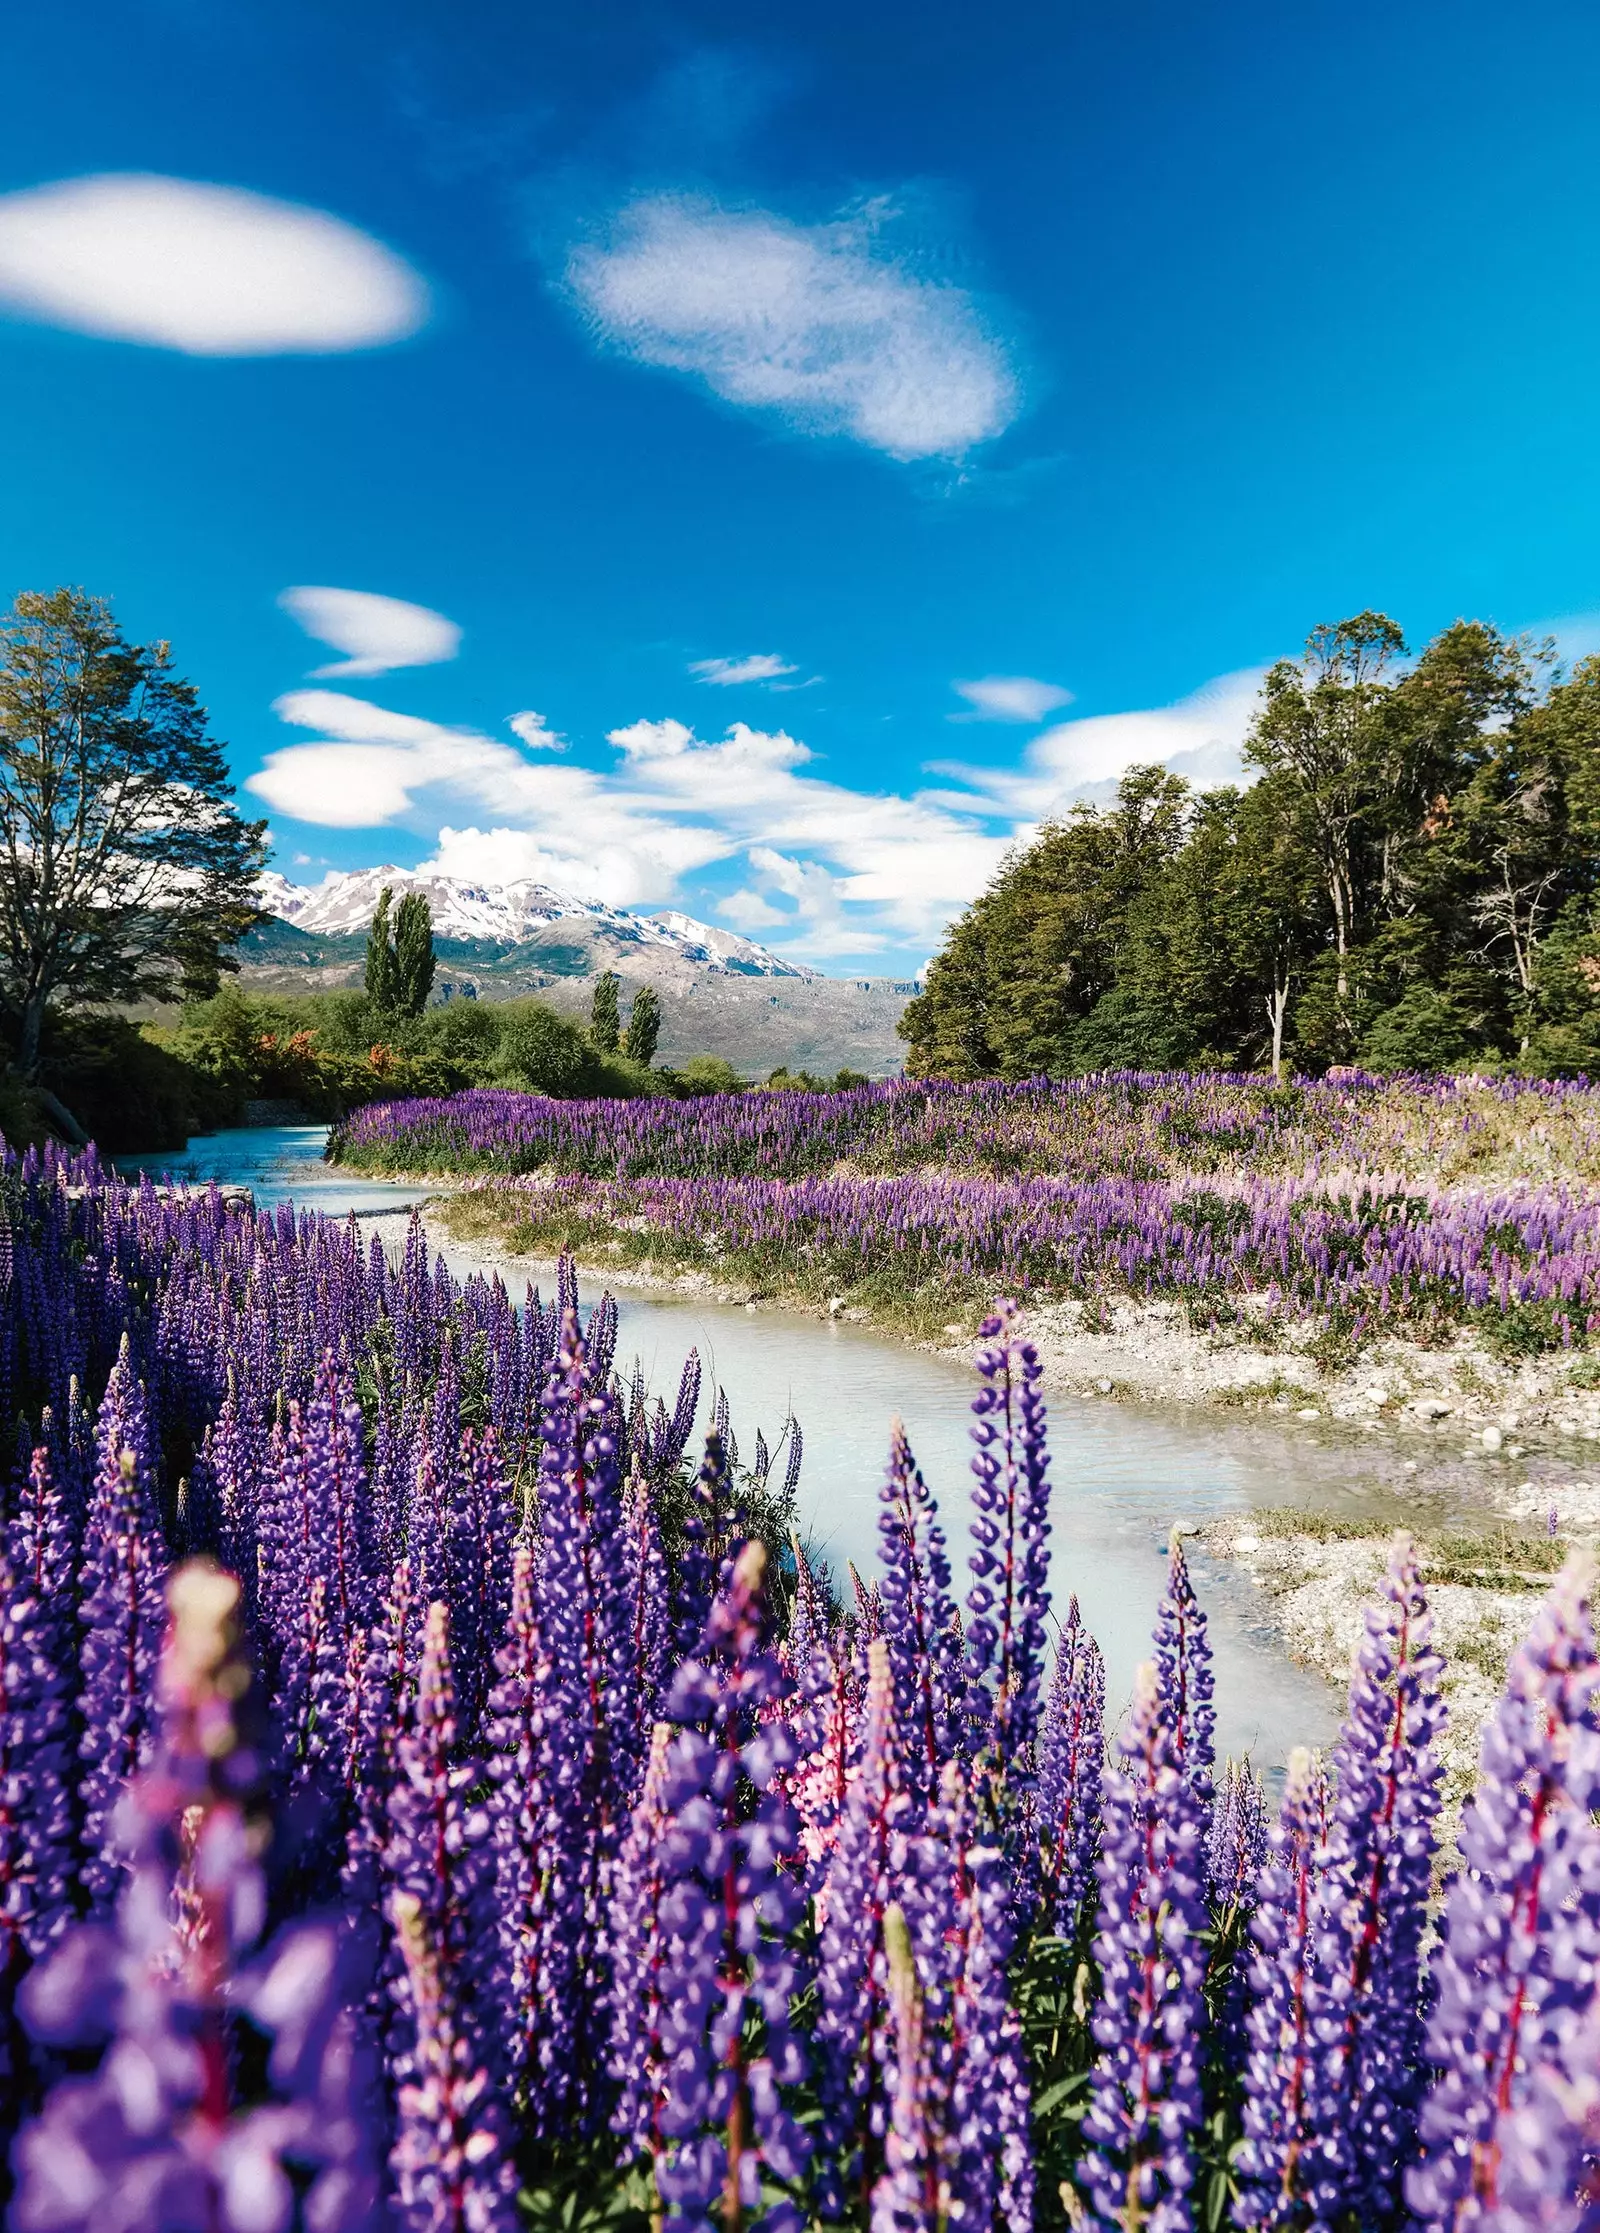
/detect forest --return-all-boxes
[901,613,1600,1080]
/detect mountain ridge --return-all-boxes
[257,867,818,981]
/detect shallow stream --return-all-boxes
[118,1123,1435,1768]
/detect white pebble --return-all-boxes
[1097,1377,1113,1394]
[1296,1407,1321,1421]
[1481,1426,1504,1452]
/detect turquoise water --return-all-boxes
[120,1124,1367,1767]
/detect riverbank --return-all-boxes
[1201,1507,1596,1799]
[428,1180,1600,1792]
[427,1180,1600,1462]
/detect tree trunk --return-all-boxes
[17,989,46,1081]
[1266,980,1289,1081]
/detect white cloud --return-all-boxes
[566,194,1017,460]
[246,662,1280,965]
[691,653,798,686]
[931,667,1267,819]
[0,175,428,354]
[508,710,567,750]
[951,675,1074,723]
[247,684,1006,946]
[279,587,460,678]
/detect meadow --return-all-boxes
[0,1140,1596,2231]
[331,1071,1600,1351]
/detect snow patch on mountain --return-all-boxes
[255,867,817,979]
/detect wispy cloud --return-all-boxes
[951,675,1074,723]
[564,193,1017,461]
[690,652,798,687]
[930,667,1268,818]
[248,689,1005,950]
[507,710,567,750]
[280,587,460,679]
[0,175,428,354]
[249,662,1278,965]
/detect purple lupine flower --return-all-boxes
[485,1540,551,2097]
[1492,1991,1600,2233]
[871,1904,937,2233]
[304,1350,379,1647]
[1080,1658,1210,2233]
[649,1542,811,2233]
[1154,1533,1216,1809]
[88,1336,162,1540]
[0,1530,75,1983]
[816,1636,910,2206]
[13,1560,383,2233]
[786,1604,861,1880]
[608,1720,676,2168]
[518,1307,635,2131]
[446,1425,515,1744]
[1303,1533,1445,2229]
[1035,1596,1106,1938]
[623,1459,672,1764]
[900,1755,1033,2233]
[964,1304,1052,1795]
[1408,1553,1600,2233]
[386,1599,516,2229]
[76,1447,168,1911]
[276,1571,345,1814]
[1235,1745,1330,2230]
[878,1421,963,1813]
[673,1428,744,1660]
[342,1557,420,1928]
[1208,1758,1268,1910]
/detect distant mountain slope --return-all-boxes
[256,868,815,979]
[240,869,916,1078]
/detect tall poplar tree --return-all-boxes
[392,891,436,1017]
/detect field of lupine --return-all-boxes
[0,1142,1598,2230]
[333,1072,1600,1350]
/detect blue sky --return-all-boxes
[3,0,1599,972]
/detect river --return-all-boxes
[118,1122,1421,1770]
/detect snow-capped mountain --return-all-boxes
[255,868,818,980]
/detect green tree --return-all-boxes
[624,983,661,1066]
[0,588,266,1076]
[392,891,436,1018]
[1244,611,1404,1029]
[364,887,398,1013]
[900,766,1190,1078]
[590,970,621,1054]
[495,1003,592,1094]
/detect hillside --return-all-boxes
[239,868,917,1078]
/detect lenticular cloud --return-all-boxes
[566,194,1018,461]
[0,173,429,355]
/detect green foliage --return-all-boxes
[670,1054,745,1095]
[903,618,1600,1081]
[364,887,434,1018]
[0,587,267,1075]
[622,983,661,1067]
[762,1065,879,1093]
[391,891,436,1017]
[497,1003,594,1095]
[493,999,661,1101]
[589,971,621,1054]
[364,887,398,1013]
